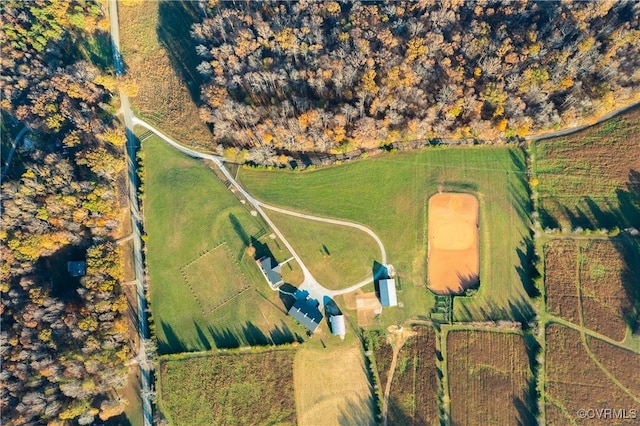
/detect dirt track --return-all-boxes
[427,193,479,295]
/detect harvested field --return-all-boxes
[159,350,296,426]
[579,239,639,341]
[294,340,375,426]
[544,239,639,341]
[533,108,640,231]
[544,240,580,324]
[388,326,440,426]
[447,330,534,426]
[545,324,639,425]
[427,193,479,295]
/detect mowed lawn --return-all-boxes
[239,146,532,321]
[144,137,305,353]
[264,209,381,290]
[159,349,296,426]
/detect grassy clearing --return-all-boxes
[294,338,376,426]
[265,209,381,290]
[239,146,532,322]
[143,137,305,353]
[159,349,297,426]
[118,1,212,147]
[532,108,640,231]
[447,329,535,425]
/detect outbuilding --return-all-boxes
[67,261,86,278]
[329,314,346,337]
[379,278,397,307]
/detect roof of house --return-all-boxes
[67,261,86,277]
[288,297,323,332]
[379,278,397,307]
[259,257,283,286]
[329,315,346,336]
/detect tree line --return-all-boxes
[1,1,131,424]
[191,0,640,162]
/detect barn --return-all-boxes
[379,279,397,307]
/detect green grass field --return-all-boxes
[181,243,249,315]
[159,349,297,426]
[143,137,305,353]
[264,209,381,290]
[239,146,533,322]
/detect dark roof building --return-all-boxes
[288,297,323,332]
[257,257,283,288]
[379,278,397,307]
[67,261,86,277]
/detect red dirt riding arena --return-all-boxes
[427,193,479,295]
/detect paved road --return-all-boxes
[131,117,388,304]
[107,2,153,425]
[1,124,30,178]
[525,100,640,141]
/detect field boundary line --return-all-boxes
[179,242,252,316]
[544,394,578,426]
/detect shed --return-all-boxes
[288,297,323,332]
[379,278,397,307]
[257,257,283,288]
[67,261,86,277]
[329,315,346,337]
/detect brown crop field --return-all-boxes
[447,330,534,426]
[544,240,580,324]
[544,239,639,341]
[545,324,639,425]
[427,193,479,295]
[586,336,640,397]
[579,239,639,341]
[533,107,640,231]
[159,349,296,425]
[388,326,440,426]
[367,330,394,393]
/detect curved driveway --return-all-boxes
[132,117,387,302]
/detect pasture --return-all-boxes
[545,324,639,425]
[158,349,296,425]
[294,339,376,426]
[143,137,304,353]
[239,146,532,322]
[446,330,535,425]
[544,238,639,341]
[264,209,381,290]
[532,108,640,231]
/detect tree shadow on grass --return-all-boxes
[613,237,640,331]
[157,0,207,105]
[158,321,187,355]
[336,393,377,426]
